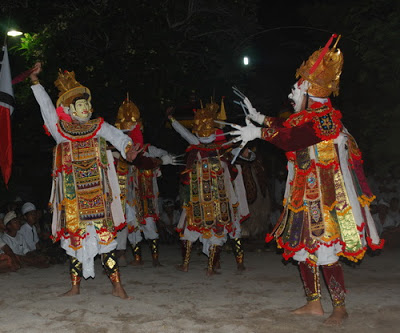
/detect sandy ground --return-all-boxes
[0,242,399,333]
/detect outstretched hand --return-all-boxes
[126,143,144,162]
[223,117,262,164]
[160,154,185,166]
[29,62,42,81]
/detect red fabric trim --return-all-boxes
[366,236,385,250]
[272,236,373,262]
[311,112,342,141]
[51,224,122,242]
[43,125,51,136]
[114,222,127,232]
[265,233,274,243]
[51,164,73,177]
[56,117,104,142]
[357,222,366,232]
[239,214,250,224]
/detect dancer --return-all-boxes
[29,63,141,299]
[227,34,383,325]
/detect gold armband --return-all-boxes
[31,79,40,85]
[261,128,279,141]
[263,116,273,127]
[124,141,133,155]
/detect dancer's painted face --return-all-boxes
[70,98,92,122]
[288,80,309,113]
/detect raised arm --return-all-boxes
[166,107,199,145]
[29,63,60,139]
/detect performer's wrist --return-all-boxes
[31,79,40,85]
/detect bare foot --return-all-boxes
[175,264,189,272]
[291,300,324,316]
[112,283,131,300]
[323,306,348,326]
[59,285,80,297]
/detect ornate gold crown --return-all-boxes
[54,69,91,107]
[296,34,343,97]
[193,101,220,137]
[115,96,141,131]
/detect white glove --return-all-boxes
[231,117,262,143]
[160,154,173,165]
[243,97,265,125]
[225,117,262,164]
[161,154,185,166]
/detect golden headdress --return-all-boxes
[115,94,141,131]
[296,34,343,97]
[54,69,91,107]
[192,97,226,137]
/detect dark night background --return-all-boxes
[1,0,399,209]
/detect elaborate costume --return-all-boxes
[229,34,383,324]
[30,65,136,298]
[114,97,179,266]
[169,100,249,275]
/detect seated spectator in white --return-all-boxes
[373,200,398,236]
[2,211,30,256]
[3,211,49,268]
[19,202,40,252]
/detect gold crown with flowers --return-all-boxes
[115,94,142,131]
[296,34,344,97]
[54,69,91,107]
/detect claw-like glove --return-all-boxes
[230,117,262,143]
[224,117,262,164]
[160,154,173,165]
[161,154,185,166]
[243,97,265,125]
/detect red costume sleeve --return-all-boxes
[261,121,322,152]
[264,116,286,128]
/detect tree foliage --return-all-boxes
[5,0,260,122]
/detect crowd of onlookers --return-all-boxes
[0,199,66,273]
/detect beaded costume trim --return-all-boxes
[284,104,342,141]
[56,118,104,142]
